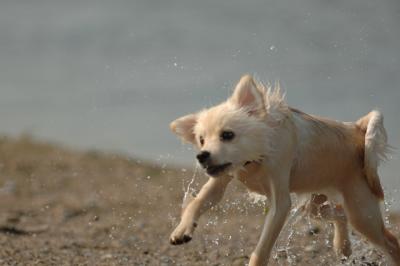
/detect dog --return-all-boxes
[169,75,400,265]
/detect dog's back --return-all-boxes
[288,108,387,200]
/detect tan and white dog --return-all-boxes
[169,75,400,265]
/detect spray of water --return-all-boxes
[182,162,199,206]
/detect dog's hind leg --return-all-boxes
[323,204,351,257]
[307,194,352,257]
[342,176,400,265]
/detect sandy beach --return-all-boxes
[0,135,397,265]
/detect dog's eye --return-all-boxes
[199,136,204,146]
[220,131,235,141]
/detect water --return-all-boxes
[0,0,399,207]
[182,163,199,207]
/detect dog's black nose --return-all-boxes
[196,151,210,164]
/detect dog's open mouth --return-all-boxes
[206,163,232,176]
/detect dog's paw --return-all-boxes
[170,234,192,245]
[169,222,197,245]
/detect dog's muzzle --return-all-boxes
[196,151,239,176]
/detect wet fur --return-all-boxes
[169,75,400,265]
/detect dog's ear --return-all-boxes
[230,75,265,116]
[170,113,197,144]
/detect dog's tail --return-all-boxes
[356,110,390,200]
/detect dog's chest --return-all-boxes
[235,163,269,196]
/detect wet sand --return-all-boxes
[0,136,398,265]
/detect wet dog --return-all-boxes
[169,75,400,265]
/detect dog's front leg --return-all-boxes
[249,170,291,266]
[170,174,232,245]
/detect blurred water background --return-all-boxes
[0,0,399,208]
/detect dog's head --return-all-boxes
[171,75,276,177]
